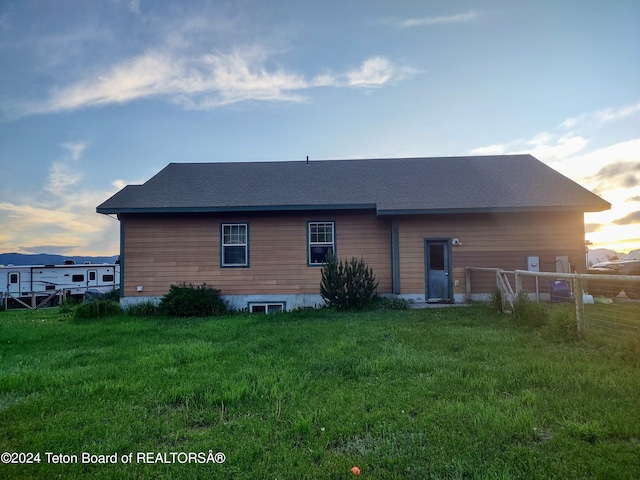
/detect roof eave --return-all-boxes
[376,204,611,216]
[96,203,378,215]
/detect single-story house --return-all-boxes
[97,155,610,310]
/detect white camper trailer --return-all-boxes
[1,262,120,309]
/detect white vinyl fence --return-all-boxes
[465,267,640,342]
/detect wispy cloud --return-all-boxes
[0,193,121,254]
[0,200,115,255]
[45,142,88,196]
[560,101,640,129]
[588,159,640,193]
[470,107,640,252]
[0,13,10,30]
[385,11,478,29]
[18,47,414,115]
[613,211,640,226]
[470,133,588,162]
[128,0,142,15]
[470,132,640,196]
[0,142,122,255]
[344,56,414,87]
[61,141,86,161]
[585,223,604,233]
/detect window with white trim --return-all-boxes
[308,221,335,265]
[249,303,284,314]
[222,223,248,267]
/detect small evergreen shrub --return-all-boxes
[158,283,227,317]
[74,300,122,319]
[320,255,379,311]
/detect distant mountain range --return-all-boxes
[0,253,118,266]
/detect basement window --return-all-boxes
[249,303,285,314]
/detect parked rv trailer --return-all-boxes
[1,263,120,309]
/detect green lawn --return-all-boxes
[1,306,639,479]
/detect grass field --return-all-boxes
[1,306,639,479]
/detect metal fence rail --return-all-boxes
[465,267,640,342]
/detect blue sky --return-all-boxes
[1,0,639,256]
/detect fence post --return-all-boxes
[573,276,585,339]
[465,267,472,303]
[515,272,522,295]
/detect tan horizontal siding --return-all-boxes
[122,210,586,299]
[122,212,391,297]
[398,212,586,295]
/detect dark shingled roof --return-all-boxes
[96,155,610,215]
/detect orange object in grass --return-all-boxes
[351,466,361,476]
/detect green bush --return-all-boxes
[103,288,120,302]
[125,301,159,317]
[374,297,410,311]
[74,300,122,319]
[547,305,579,341]
[158,283,227,317]
[320,255,379,311]
[512,293,548,328]
[59,298,79,315]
